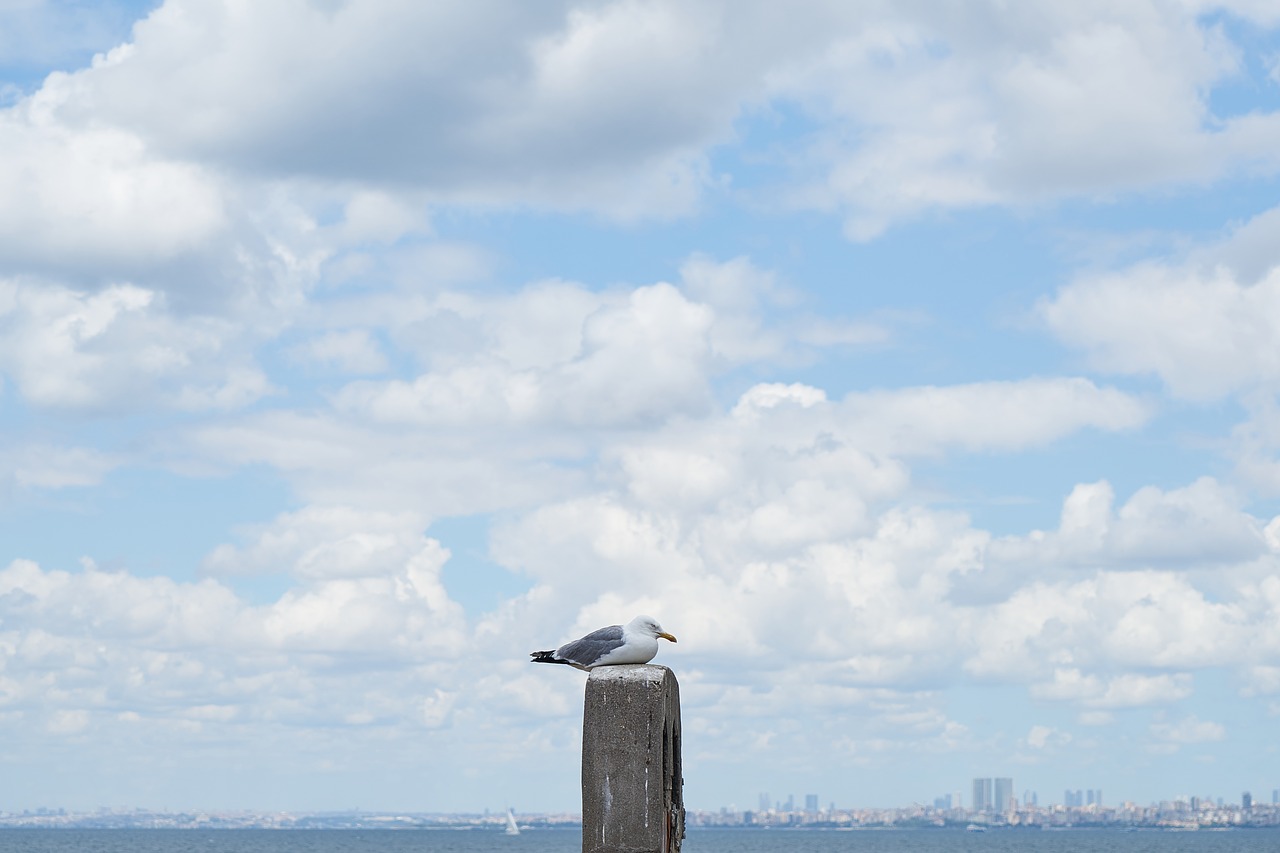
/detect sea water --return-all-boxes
[4,828,1280,853]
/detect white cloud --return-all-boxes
[485,377,1081,690]
[0,553,468,739]
[9,0,1275,234]
[420,689,457,729]
[1042,262,1280,401]
[328,190,430,247]
[989,477,1270,570]
[43,0,743,218]
[0,278,273,412]
[1025,724,1071,750]
[173,366,276,412]
[331,280,719,428]
[966,565,1251,680]
[487,424,977,689]
[1149,714,1226,745]
[47,708,90,735]
[286,329,388,374]
[1077,710,1114,726]
[725,378,1146,469]
[1096,673,1195,708]
[186,409,590,517]
[767,1,1280,237]
[202,506,439,582]
[1240,664,1280,697]
[1111,479,1267,563]
[8,444,121,489]
[1030,670,1193,708]
[191,372,1160,698]
[836,378,1149,456]
[0,88,226,276]
[329,257,846,431]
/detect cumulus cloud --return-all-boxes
[836,378,1150,456]
[286,329,389,374]
[1149,714,1226,746]
[8,0,1277,233]
[1039,205,1280,496]
[1042,262,1280,402]
[187,369,1166,706]
[962,541,1264,685]
[0,278,275,412]
[186,409,590,517]
[767,0,1280,237]
[1030,669,1193,708]
[6,443,122,489]
[328,257,847,430]
[43,0,745,218]
[1025,724,1071,750]
[0,89,226,277]
[203,506,445,583]
[485,390,969,687]
[483,378,1156,695]
[331,284,708,428]
[988,477,1270,571]
[0,551,468,736]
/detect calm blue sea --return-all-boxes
[2,824,1280,850]
[4,828,1280,853]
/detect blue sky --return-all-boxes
[4,0,1280,815]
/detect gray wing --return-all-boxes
[556,625,624,667]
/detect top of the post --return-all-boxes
[586,663,675,687]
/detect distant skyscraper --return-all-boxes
[972,778,993,812]
[994,778,1013,812]
[1243,792,1253,812]
[784,794,794,813]
[1086,789,1095,806]
[1272,789,1278,805]
[805,795,819,814]
[758,793,770,812]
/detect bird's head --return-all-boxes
[631,614,677,643]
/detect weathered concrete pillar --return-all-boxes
[582,664,684,853]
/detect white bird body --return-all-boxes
[530,615,677,671]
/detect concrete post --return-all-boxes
[582,664,684,853]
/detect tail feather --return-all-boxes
[530,650,575,665]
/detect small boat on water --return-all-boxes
[505,808,520,836]
[966,823,986,832]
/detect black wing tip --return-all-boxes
[530,651,574,665]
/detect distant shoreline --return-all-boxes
[4,822,1280,833]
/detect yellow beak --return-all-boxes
[658,632,677,643]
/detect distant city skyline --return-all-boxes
[6,789,1280,832]
[7,773,1280,825]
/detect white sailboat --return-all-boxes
[505,807,520,835]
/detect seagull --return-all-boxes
[530,615,677,671]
